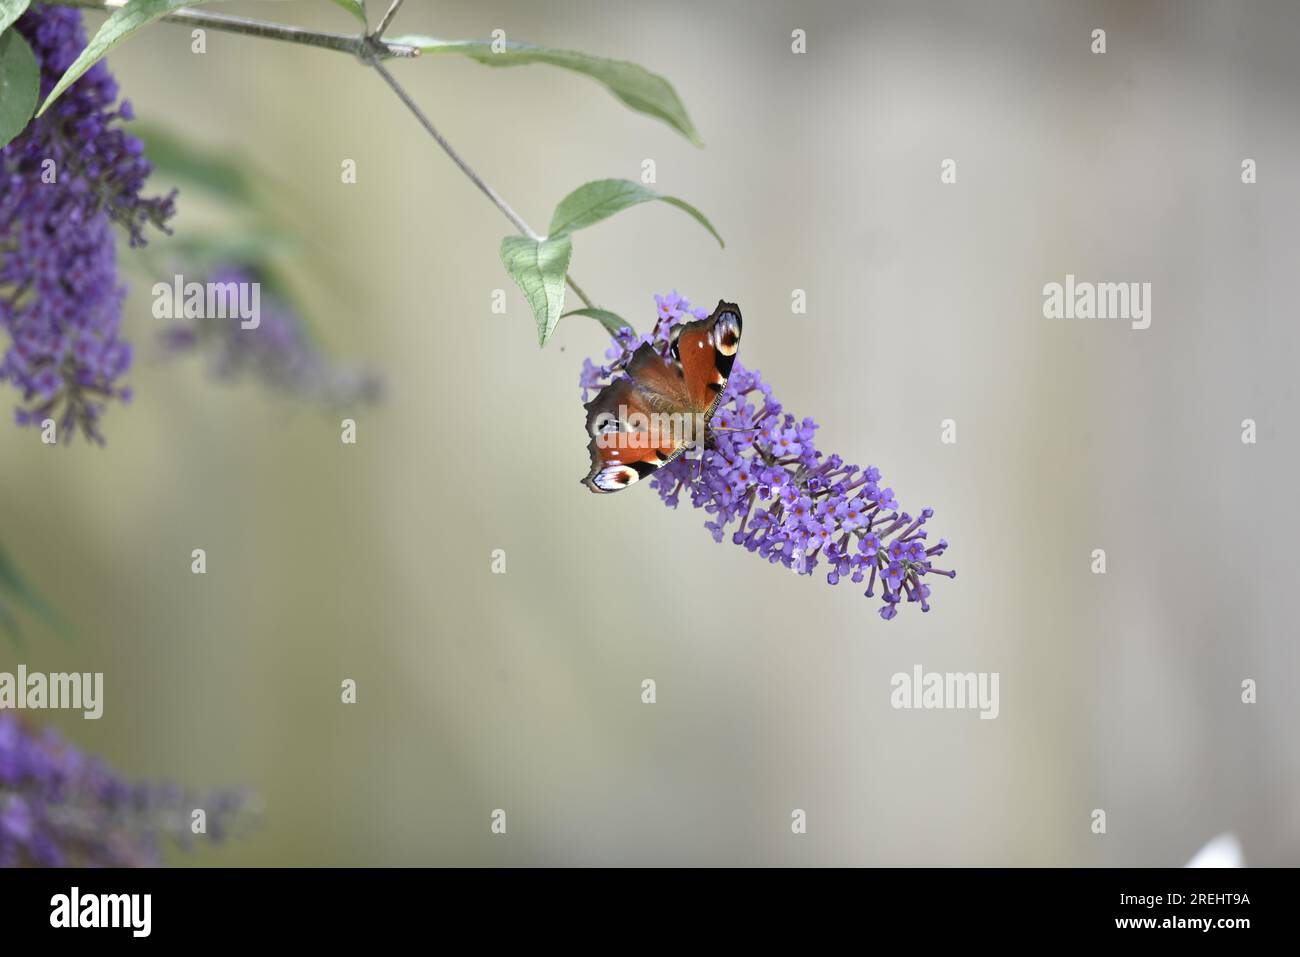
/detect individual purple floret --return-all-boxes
[580,292,955,620]
[0,4,175,442]
[0,714,249,867]
[157,266,385,407]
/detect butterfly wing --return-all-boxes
[582,347,691,493]
[670,300,743,415]
[582,300,744,494]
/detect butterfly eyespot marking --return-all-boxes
[714,312,741,357]
[592,465,641,491]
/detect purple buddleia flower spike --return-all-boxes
[579,293,955,620]
[0,5,176,443]
[0,714,251,867]
[157,266,385,407]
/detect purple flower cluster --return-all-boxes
[158,266,385,407]
[581,292,955,620]
[0,714,248,867]
[0,5,175,442]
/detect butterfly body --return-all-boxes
[582,300,742,493]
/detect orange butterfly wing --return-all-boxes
[671,302,741,413]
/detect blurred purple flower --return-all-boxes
[581,292,955,620]
[0,714,249,867]
[0,4,174,442]
[157,266,384,406]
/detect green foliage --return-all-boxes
[499,235,573,346]
[499,177,723,346]
[24,6,722,352]
[130,122,255,203]
[549,178,723,247]
[327,0,367,25]
[560,307,632,337]
[39,0,221,116]
[392,35,702,145]
[0,0,31,35]
[0,27,37,149]
[0,539,61,647]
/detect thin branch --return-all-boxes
[49,0,420,58]
[368,57,539,240]
[565,276,596,309]
[367,55,596,308]
[371,0,406,39]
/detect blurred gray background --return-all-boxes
[2,0,1298,865]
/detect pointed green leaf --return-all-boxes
[0,602,23,650]
[0,539,60,646]
[391,35,702,146]
[548,178,723,247]
[0,28,37,150]
[1,0,31,35]
[38,0,221,117]
[327,0,367,25]
[130,121,254,202]
[499,235,572,346]
[560,307,632,337]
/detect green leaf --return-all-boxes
[548,178,723,247]
[0,28,37,150]
[561,307,632,337]
[0,0,31,35]
[38,0,221,117]
[391,35,702,146]
[0,601,23,650]
[130,122,255,202]
[0,539,60,646]
[499,235,572,346]
[327,0,367,25]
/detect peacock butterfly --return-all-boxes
[582,300,742,493]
